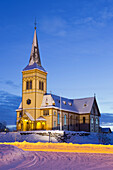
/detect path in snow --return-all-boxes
[0,145,113,170]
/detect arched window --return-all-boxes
[30,80,32,89]
[70,115,72,126]
[91,117,93,124]
[96,118,98,124]
[83,117,85,124]
[39,81,41,90]
[42,81,44,91]
[58,113,60,125]
[26,81,29,90]
[64,115,66,125]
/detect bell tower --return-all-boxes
[18,25,47,130]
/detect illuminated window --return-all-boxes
[30,80,32,89]
[91,117,93,124]
[83,117,85,124]
[43,110,49,116]
[63,101,66,105]
[64,115,66,125]
[58,113,60,124]
[96,118,98,124]
[26,81,29,90]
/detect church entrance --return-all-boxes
[36,116,46,130]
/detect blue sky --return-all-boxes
[0,0,113,113]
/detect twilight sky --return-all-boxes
[0,0,113,113]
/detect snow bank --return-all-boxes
[0,144,28,168]
[0,132,58,143]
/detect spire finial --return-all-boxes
[34,17,37,30]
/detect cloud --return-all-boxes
[5,80,19,89]
[40,17,67,37]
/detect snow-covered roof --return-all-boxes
[23,62,47,73]
[101,128,111,133]
[36,116,46,121]
[19,102,22,109]
[41,93,97,114]
[25,112,34,121]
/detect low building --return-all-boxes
[101,128,112,133]
[16,26,101,132]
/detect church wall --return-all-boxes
[79,114,90,132]
[90,101,100,132]
[40,109,53,130]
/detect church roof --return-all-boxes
[23,62,47,72]
[41,93,97,114]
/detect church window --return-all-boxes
[64,115,66,125]
[76,117,78,127]
[30,80,32,89]
[54,121,56,127]
[68,102,72,106]
[57,113,60,124]
[83,117,85,124]
[54,111,56,116]
[39,81,41,90]
[96,118,98,124]
[43,110,49,116]
[42,82,44,91]
[91,117,93,124]
[63,101,66,105]
[39,81,44,90]
[19,112,22,117]
[26,81,29,90]
[70,115,72,126]
[27,99,31,105]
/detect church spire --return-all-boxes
[29,21,41,66]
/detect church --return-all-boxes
[16,26,101,132]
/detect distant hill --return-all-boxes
[0,91,21,125]
[0,90,112,128]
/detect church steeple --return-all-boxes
[29,24,41,66]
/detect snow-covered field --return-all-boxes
[0,131,113,145]
[0,144,113,170]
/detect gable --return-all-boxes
[91,98,100,116]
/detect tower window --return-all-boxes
[39,81,41,90]
[39,81,44,91]
[26,81,29,90]
[26,80,32,90]
[30,80,32,89]
[83,117,85,124]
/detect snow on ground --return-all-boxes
[65,131,113,145]
[0,145,113,170]
[0,131,113,144]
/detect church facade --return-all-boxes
[16,27,100,132]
